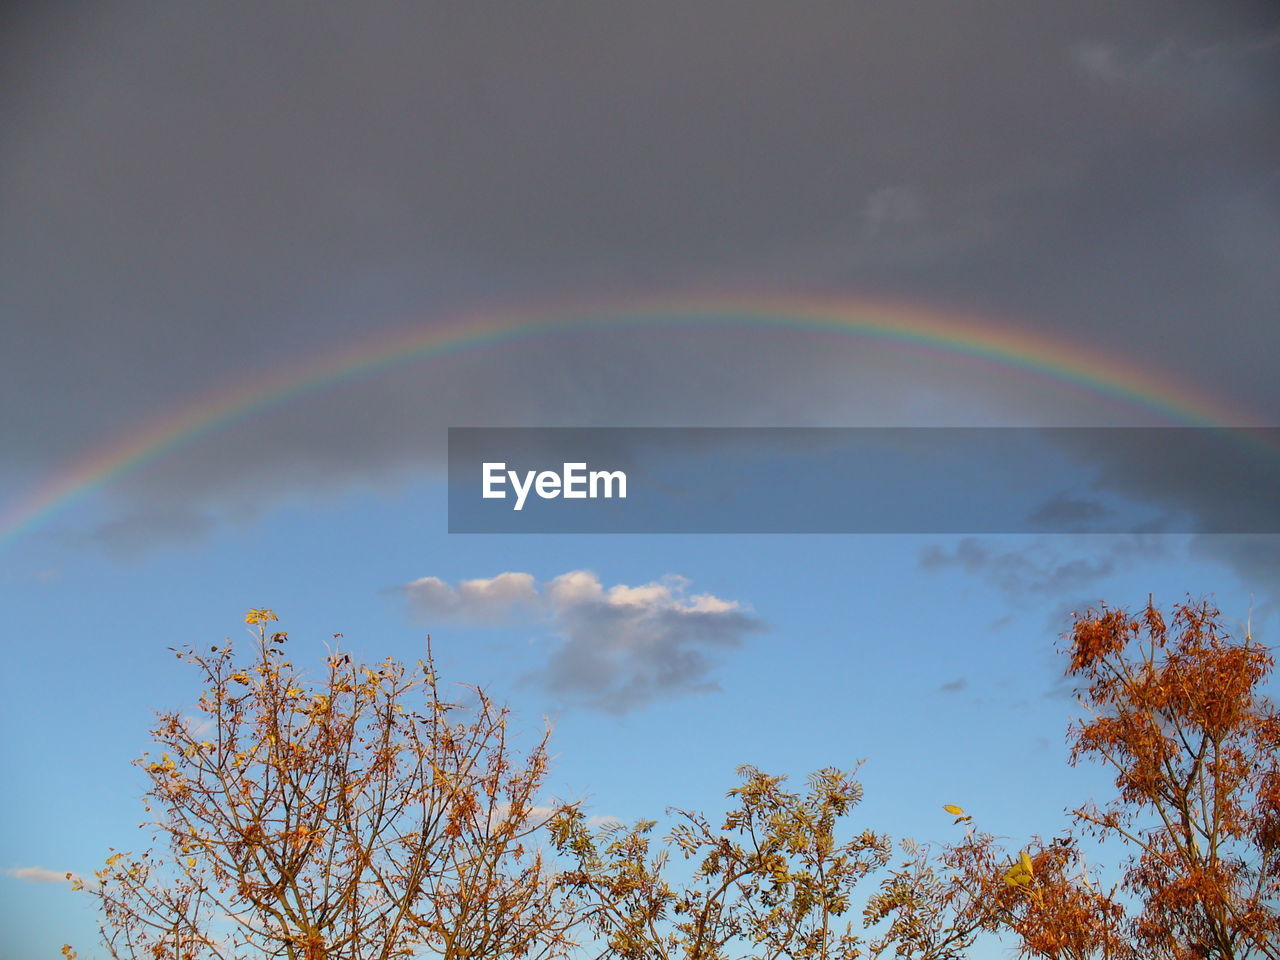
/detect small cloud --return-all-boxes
[406,571,539,623]
[862,185,924,238]
[490,801,566,829]
[6,866,81,885]
[1068,39,1180,86]
[542,571,763,713]
[1069,42,1126,83]
[181,714,215,737]
[86,504,217,555]
[1044,675,1079,702]
[938,677,968,693]
[404,570,763,713]
[1068,33,1279,108]
[1027,494,1111,531]
[920,535,1167,604]
[494,800,623,833]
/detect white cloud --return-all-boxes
[404,570,763,712]
[545,570,604,608]
[406,571,539,622]
[6,865,81,885]
[181,714,215,737]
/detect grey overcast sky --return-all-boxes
[3,2,1278,534]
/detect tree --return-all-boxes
[1063,599,1280,959]
[73,596,1280,960]
[862,835,989,960]
[866,598,1280,960]
[864,805,1130,960]
[76,610,583,960]
[554,765,892,960]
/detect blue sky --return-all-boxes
[3,2,1278,957]
[1,480,1272,957]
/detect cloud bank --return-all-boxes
[2,2,1277,552]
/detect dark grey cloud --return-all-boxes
[1191,535,1280,583]
[920,534,1175,631]
[404,569,763,713]
[1027,429,1280,593]
[1027,493,1113,531]
[1188,535,1280,626]
[1035,428,1280,534]
[921,532,1280,696]
[921,535,1169,597]
[2,1,1278,548]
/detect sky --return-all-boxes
[1,2,1278,956]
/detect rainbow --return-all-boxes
[0,293,1256,547]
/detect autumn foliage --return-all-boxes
[81,610,581,960]
[875,827,1133,960]
[867,599,1279,960]
[1064,600,1280,959]
[73,600,1279,960]
[554,765,891,960]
